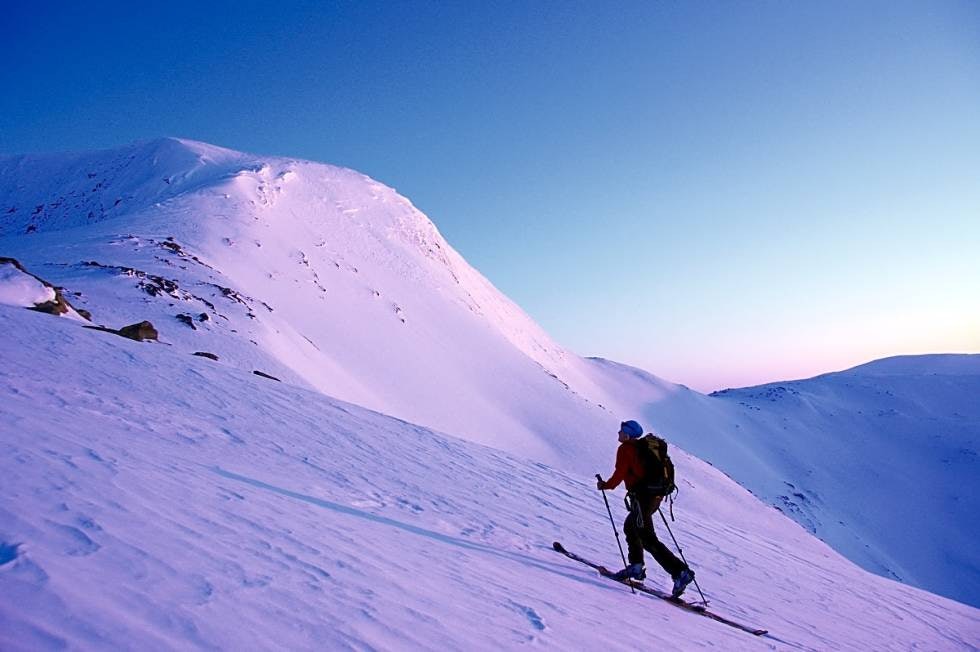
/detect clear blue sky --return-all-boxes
[2,1,978,391]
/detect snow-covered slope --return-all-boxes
[2,136,977,644]
[588,355,980,608]
[0,138,612,469]
[2,305,978,651]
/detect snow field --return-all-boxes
[1,306,977,651]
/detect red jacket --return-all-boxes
[600,441,644,491]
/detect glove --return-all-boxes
[596,478,607,490]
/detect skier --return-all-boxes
[596,419,696,597]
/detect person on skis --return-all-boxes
[596,419,696,597]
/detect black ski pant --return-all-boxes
[623,492,687,579]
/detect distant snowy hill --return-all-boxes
[591,354,980,608]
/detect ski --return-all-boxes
[552,541,768,637]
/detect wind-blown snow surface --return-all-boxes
[587,355,980,608]
[2,306,978,651]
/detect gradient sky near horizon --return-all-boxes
[2,1,978,391]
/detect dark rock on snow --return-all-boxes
[117,321,159,342]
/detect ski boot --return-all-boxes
[671,568,695,598]
[611,563,646,582]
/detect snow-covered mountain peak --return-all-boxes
[0,137,256,236]
[0,137,482,288]
[0,138,608,465]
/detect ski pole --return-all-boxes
[595,474,635,594]
[658,508,708,606]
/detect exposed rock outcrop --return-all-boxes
[117,321,159,342]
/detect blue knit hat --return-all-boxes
[620,420,643,438]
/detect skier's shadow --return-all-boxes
[213,466,611,588]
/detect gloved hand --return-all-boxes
[596,478,607,490]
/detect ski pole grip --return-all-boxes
[595,473,603,482]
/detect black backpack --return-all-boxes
[633,434,676,496]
